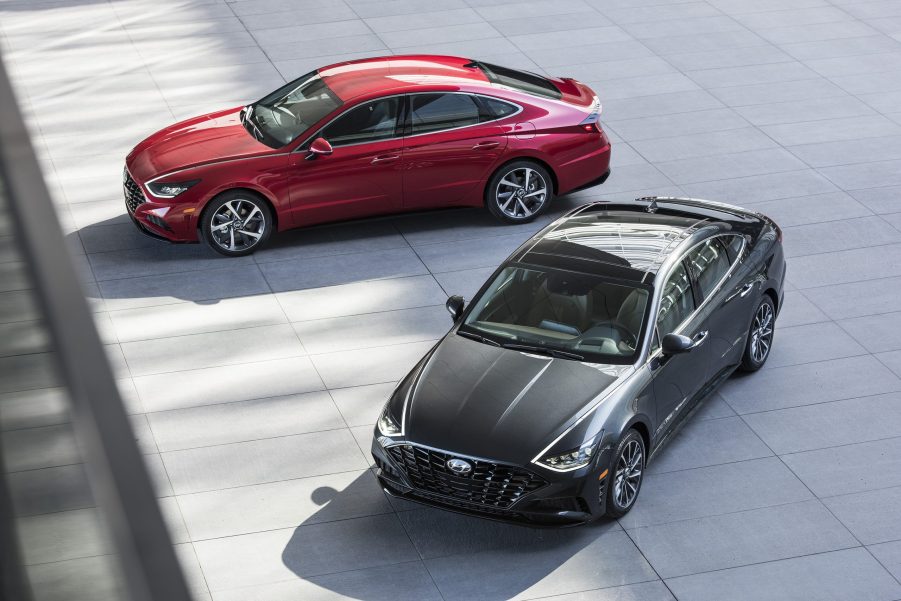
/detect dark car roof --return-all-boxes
[514,198,766,283]
[317,55,489,101]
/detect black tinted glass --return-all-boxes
[482,96,519,119]
[323,97,399,146]
[477,62,562,99]
[410,93,481,135]
[687,239,731,298]
[657,262,695,335]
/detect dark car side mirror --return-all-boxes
[305,137,333,160]
[661,333,695,355]
[446,295,465,321]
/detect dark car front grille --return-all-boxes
[386,444,547,509]
[123,169,145,214]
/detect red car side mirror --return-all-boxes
[306,137,333,160]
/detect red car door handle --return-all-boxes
[371,154,400,164]
[472,141,500,150]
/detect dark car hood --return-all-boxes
[404,333,632,464]
[126,107,274,181]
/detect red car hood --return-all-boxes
[126,107,275,182]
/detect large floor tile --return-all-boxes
[146,390,344,452]
[121,323,306,377]
[764,320,866,368]
[178,469,393,541]
[424,529,657,601]
[293,305,447,355]
[648,416,772,474]
[824,485,901,545]
[134,356,324,412]
[619,457,812,529]
[397,506,621,560]
[276,274,446,322]
[719,355,901,414]
[310,340,435,389]
[783,436,901,497]
[211,561,442,601]
[744,391,901,454]
[628,500,857,578]
[161,428,368,495]
[665,547,901,601]
[193,514,419,590]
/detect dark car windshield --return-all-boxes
[245,71,342,148]
[459,264,651,364]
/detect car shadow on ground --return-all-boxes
[280,468,620,601]
[70,198,588,306]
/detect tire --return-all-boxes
[486,160,554,224]
[201,191,273,257]
[604,429,645,518]
[739,295,776,372]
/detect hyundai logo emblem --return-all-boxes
[446,458,472,475]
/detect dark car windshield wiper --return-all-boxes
[456,329,501,347]
[502,343,584,361]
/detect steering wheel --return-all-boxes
[271,105,300,129]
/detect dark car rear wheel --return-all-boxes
[486,160,554,223]
[739,295,775,372]
[201,191,272,257]
[604,429,645,518]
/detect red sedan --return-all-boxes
[124,55,612,256]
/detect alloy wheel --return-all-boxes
[209,199,266,253]
[495,167,548,219]
[750,302,774,363]
[613,439,643,509]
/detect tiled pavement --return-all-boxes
[4,0,901,598]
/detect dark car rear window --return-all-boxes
[470,61,562,100]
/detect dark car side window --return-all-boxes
[657,262,695,335]
[410,93,485,135]
[321,97,400,147]
[686,238,731,299]
[481,96,519,119]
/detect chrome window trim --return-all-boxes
[315,95,405,149]
[641,232,748,366]
[294,91,523,152]
[406,92,523,139]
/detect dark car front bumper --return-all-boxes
[371,437,612,527]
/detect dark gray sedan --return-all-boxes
[372,197,785,525]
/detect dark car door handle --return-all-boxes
[472,141,500,150]
[690,331,709,348]
[371,154,400,164]
[726,282,755,303]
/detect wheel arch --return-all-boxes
[622,415,652,454]
[483,155,559,204]
[199,186,279,232]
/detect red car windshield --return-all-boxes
[246,71,342,148]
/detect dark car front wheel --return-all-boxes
[604,429,645,518]
[739,295,776,371]
[486,160,554,223]
[201,191,272,257]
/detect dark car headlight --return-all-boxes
[537,431,603,472]
[146,179,200,199]
[377,406,402,437]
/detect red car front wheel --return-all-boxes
[201,191,272,257]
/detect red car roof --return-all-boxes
[317,55,490,101]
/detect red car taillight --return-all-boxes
[578,110,602,133]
